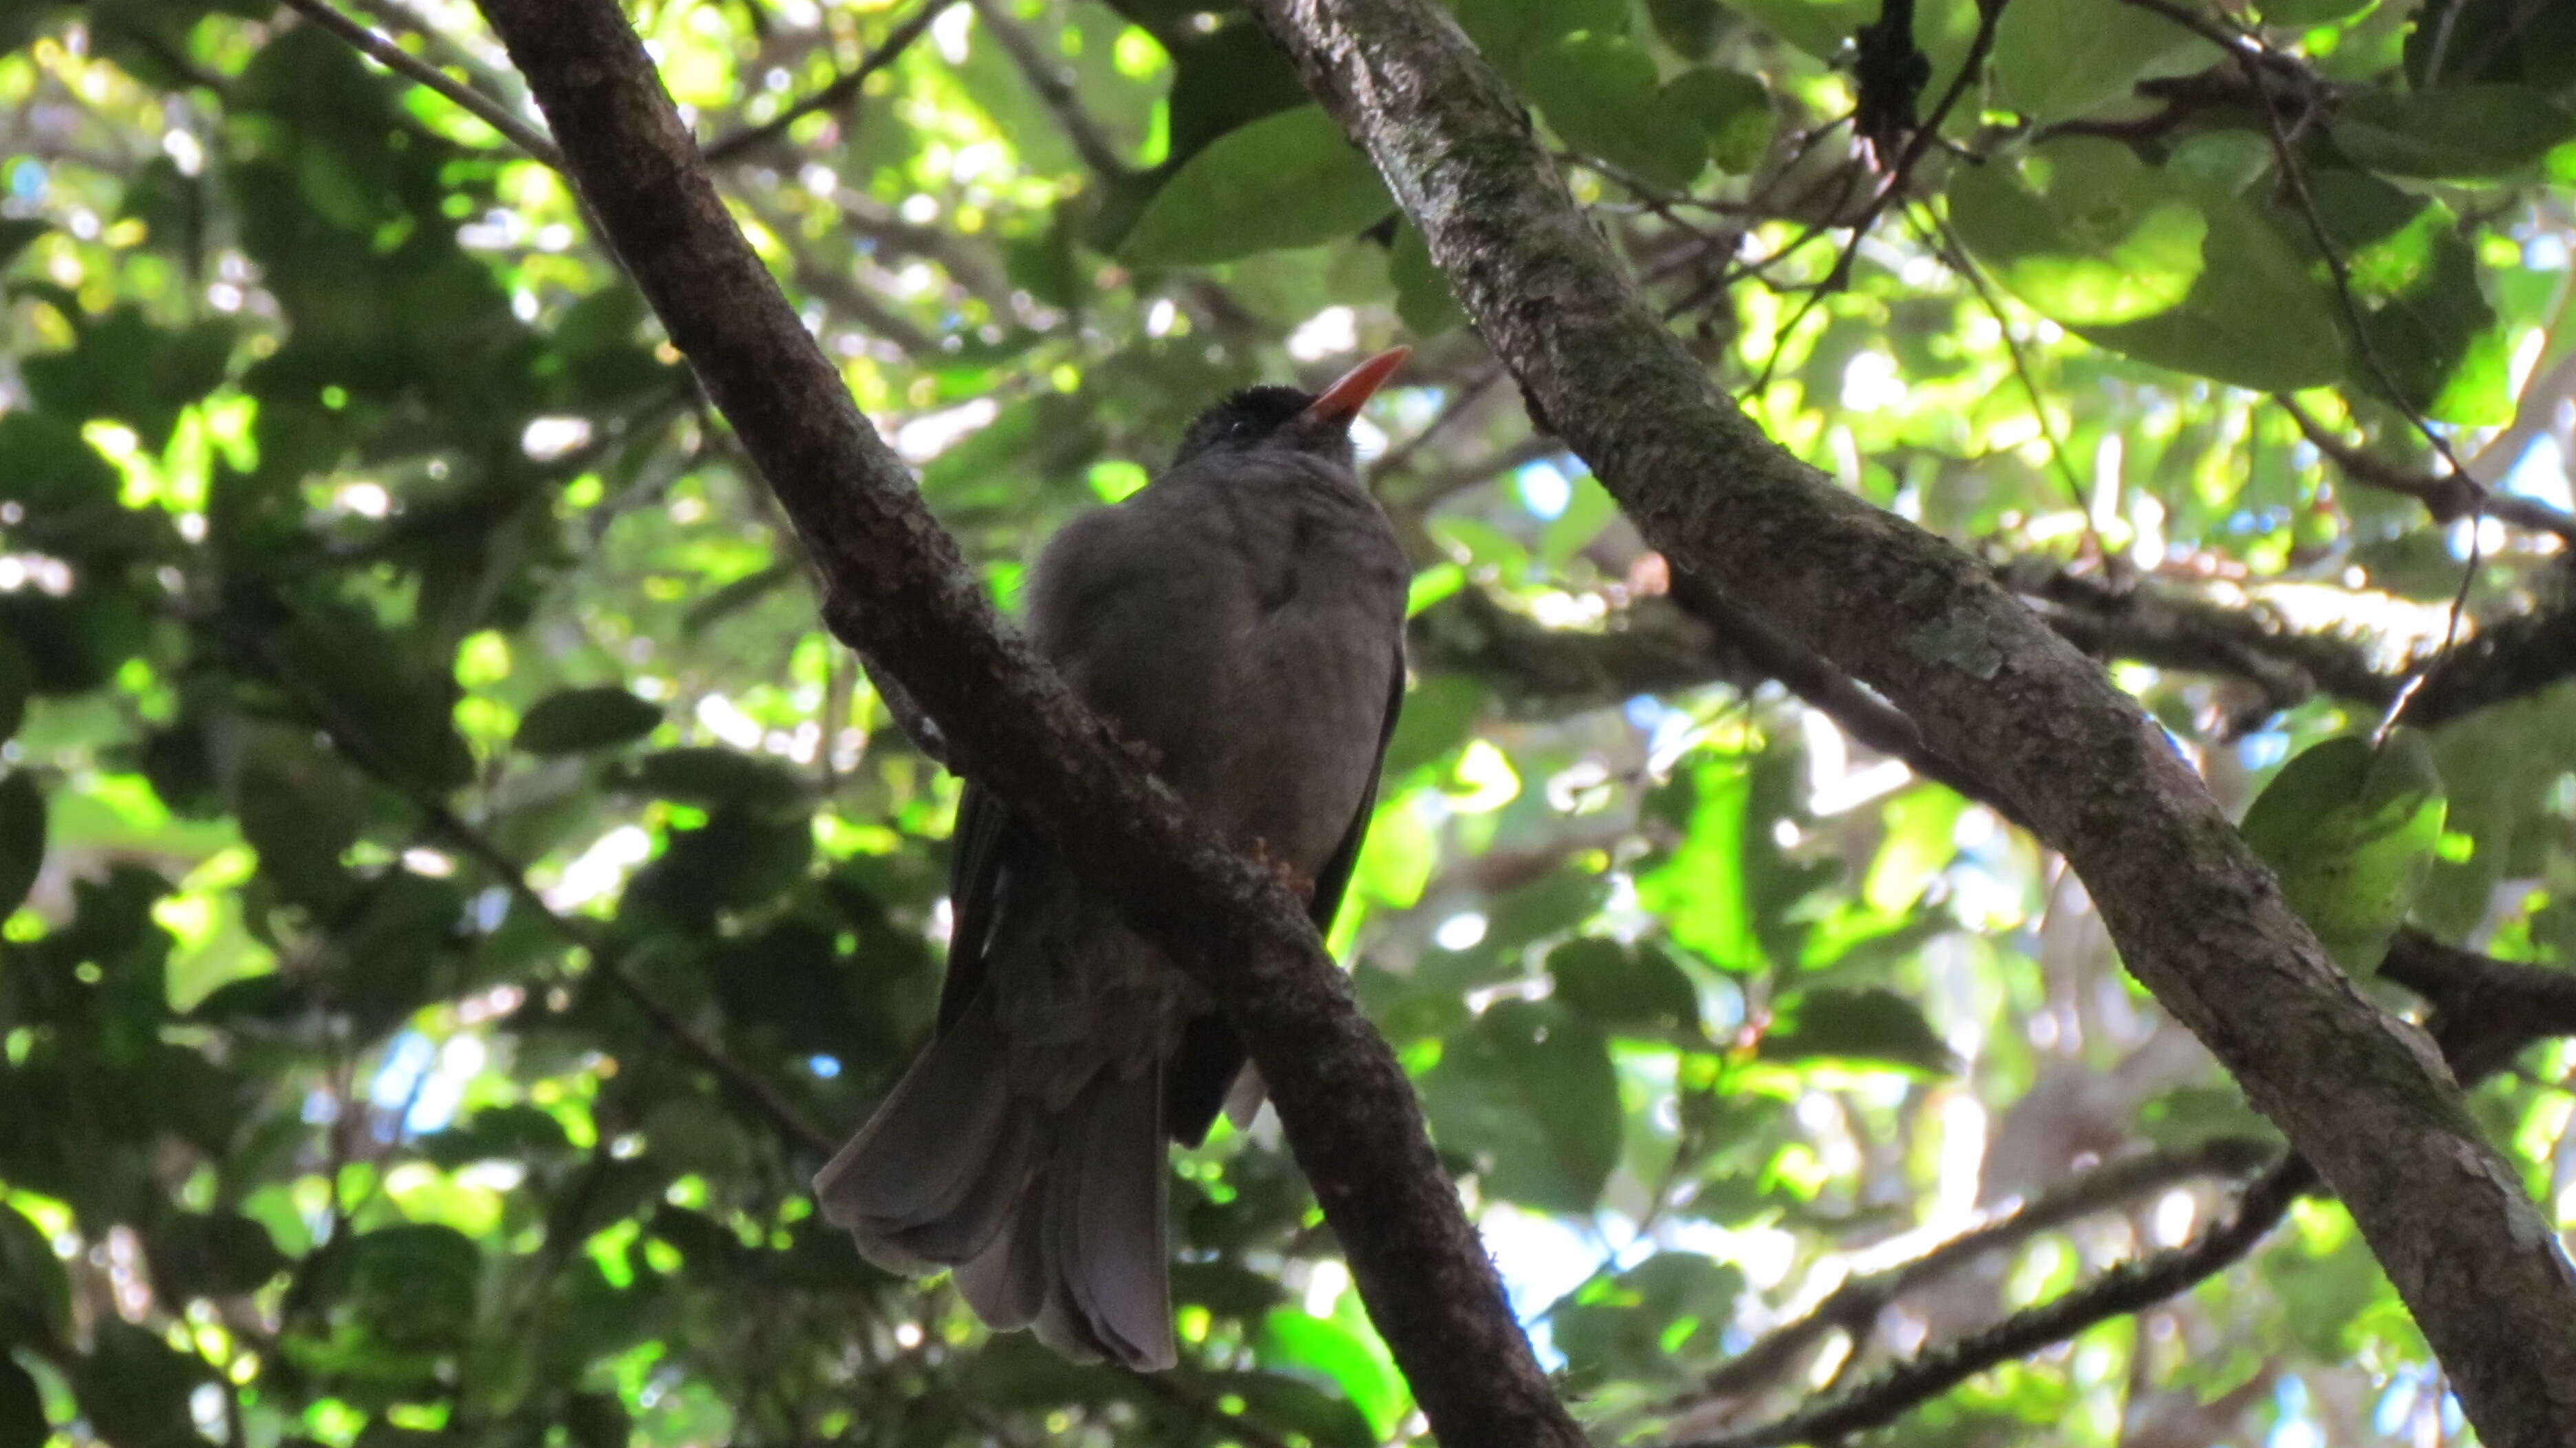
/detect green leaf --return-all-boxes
[625,805,816,922]
[1162,20,1311,162]
[2140,1085,2284,1150]
[1450,0,1627,80]
[2262,1220,2384,1358]
[0,410,122,523]
[0,586,155,697]
[1419,999,1622,1211]
[0,773,45,919]
[1726,0,1874,60]
[1523,35,1708,190]
[2294,170,2509,424]
[1635,756,1759,970]
[1759,987,1956,1073]
[1380,674,1485,777]
[1990,0,2207,121]
[0,632,30,745]
[1664,67,1774,175]
[147,1212,288,1299]
[2332,85,2576,179]
[1255,1308,1407,1440]
[1548,1253,1743,1385]
[2239,733,2447,974]
[225,722,362,911]
[515,685,663,756]
[1389,220,1466,337]
[266,612,474,794]
[563,1390,631,1448]
[1196,1371,1375,1448]
[1949,139,2345,390]
[0,220,45,270]
[1536,472,1618,567]
[1119,107,1393,266]
[2255,0,2372,21]
[74,1319,206,1448]
[1548,937,1704,1040]
[1647,0,1735,56]
[0,1202,71,1346]
[1947,149,2209,324]
[332,1223,482,1353]
[19,306,236,452]
[623,747,807,812]
[2405,0,2576,93]
[0,1357,45,1448]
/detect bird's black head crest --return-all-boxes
[1172,385,1318,469]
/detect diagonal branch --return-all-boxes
[2278,395,2576,544]
[701,0,955,163]
[234,625,839,1158]
[1670,1155,2316,1448]
[466,3,1582,1445]
[962,0,1133,182]
[1669,1135,2277,1414]
[277,0,562,166]
[1245,1,2576,1441]
[1669,928,2576,1447]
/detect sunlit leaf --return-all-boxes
[1990,0,2207,122]
[1759,987,1956,1074]
[515,685,664,755]
[2239,733,2447,974]
[1419,1000,1622,1211]
[2334,86,2576,179]
[1119,107,1394,266]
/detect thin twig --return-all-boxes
[1666,1156,2315,1448]
[1668,922,2576,1448]
[702,0,955,162]
[1918,204,2103,554]
[1662,1136,2276,1415]
[278,0,562,165]
[963,0,1132,181]
[1749,0,2010,379]
[236,626,840,1159]
[2278,394,2576,543]
[2177,0,2491,715]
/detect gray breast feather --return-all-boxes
[1026,450,1408,873]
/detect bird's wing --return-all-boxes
[1164,654,1407,1147]
[1305,656,1408,937]
[934,780,1020,1034]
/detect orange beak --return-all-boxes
[1300,347,1412,428]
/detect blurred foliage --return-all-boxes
[0,0,2570,1445]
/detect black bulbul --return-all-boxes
[815,348,1414,1370]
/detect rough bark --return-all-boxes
[1245,0,2576,1440]
[468,3,1586,1445]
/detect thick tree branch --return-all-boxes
[1246,2,2576,1441]
[2383,928,2576,1083]
[468,3,1582,1445]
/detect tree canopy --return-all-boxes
[1,0,2574,1445]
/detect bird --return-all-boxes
[813,348,1415,1371]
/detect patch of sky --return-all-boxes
[1517,458,1573,520]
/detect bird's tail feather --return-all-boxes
[1032,1065,1174,1370]
[811,988,1035,1275]
[814,990,1177,1371]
